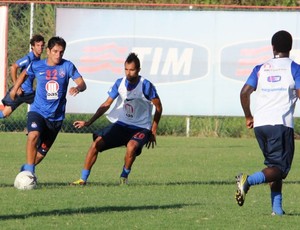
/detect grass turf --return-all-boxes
[0,132,300,229]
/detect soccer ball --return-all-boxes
[14,171,37,190]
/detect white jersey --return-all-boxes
[107,77,153,130]
[251,58,297,128]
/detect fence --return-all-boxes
[1,1,300,137]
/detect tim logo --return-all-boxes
[68,37,209,84]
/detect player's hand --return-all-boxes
[16,87,23,96]
[69,87,80,96]
[73,120,86,129]
[9,89,16,100]
[146,133,156,149]
[245,117,254,129]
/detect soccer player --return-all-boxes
[0,34,45,119]
[10,36,87,173]
[71,52,163,185]
[236,30,300,215]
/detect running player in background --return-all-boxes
[0,34,45,119]
[10,36,87,174]
[71,52,163,185]
[236,30,300,215]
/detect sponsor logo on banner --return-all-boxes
[68,37,209,84]
[220,40,300,82]
[220,41,270,82]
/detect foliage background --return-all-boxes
[1,0,300,136]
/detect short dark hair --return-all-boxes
[47,36,66,51]
[271,30,292,52]
[125,52,140,69]
[30,34,45,46]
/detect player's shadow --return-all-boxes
[0,203,200,220]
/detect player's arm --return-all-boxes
[9,69,28,100]
[10,63,19,84]
[146,97,163,149]
[151,97,163,137]
[240,84,254,129]
[73,97,114,129]
[69,77,87,96]
[10,62,24,95]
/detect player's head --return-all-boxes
[124,53,141,82]
[47,36,66,51]
[30,34,45,46]
[30,34,45,57]
[125,52,140,70]
[46,36,66,66]
[271,30,292,53]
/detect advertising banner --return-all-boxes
[56,9,300,116]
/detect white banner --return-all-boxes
[56,9,300,116]
[0,6,8,109]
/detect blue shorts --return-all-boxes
[254,125,294,177]
[27,111,63,155]
[1,87,35,111]
[93,123,151,156]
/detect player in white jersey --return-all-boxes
[71,53,163,185]
[236,30,300,215]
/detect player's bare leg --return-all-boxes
[26,131,40,165]
[71,137,104,185]
[34,152,45,165]
[0,106,13,118]
[120,140,138,184]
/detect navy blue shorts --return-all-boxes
[93,123,151,156]
[254,125,294,177]
[1,87,35,111]
[27,111,63,155]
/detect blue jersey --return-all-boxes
[16,51,40,94]
[26,59,81,121]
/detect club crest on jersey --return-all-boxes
[31,122,37,129]
[59,68,66,78]
[45,80,59,100]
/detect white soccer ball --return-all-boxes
[14,171,37,190]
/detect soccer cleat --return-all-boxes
[119,177,128,185]
[70,179,86,186]
[235,173,250,206]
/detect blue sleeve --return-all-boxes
[142,79,159,100]
[291,61,300,89]
[245,64,262,89]
[67,61,81,80]
[16,53,31,71]
[26,62,34,76]
[108,78,122,99]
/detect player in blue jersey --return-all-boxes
[10,36,87,174]
[236,30,300,215]
[71,52,163,185]
[0,34,45,119]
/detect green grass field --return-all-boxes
[0,132,300,229]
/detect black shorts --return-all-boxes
[27,111,63,155]
[93,123,151,156]
[1,87,35,110]
[254,125,294,177]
